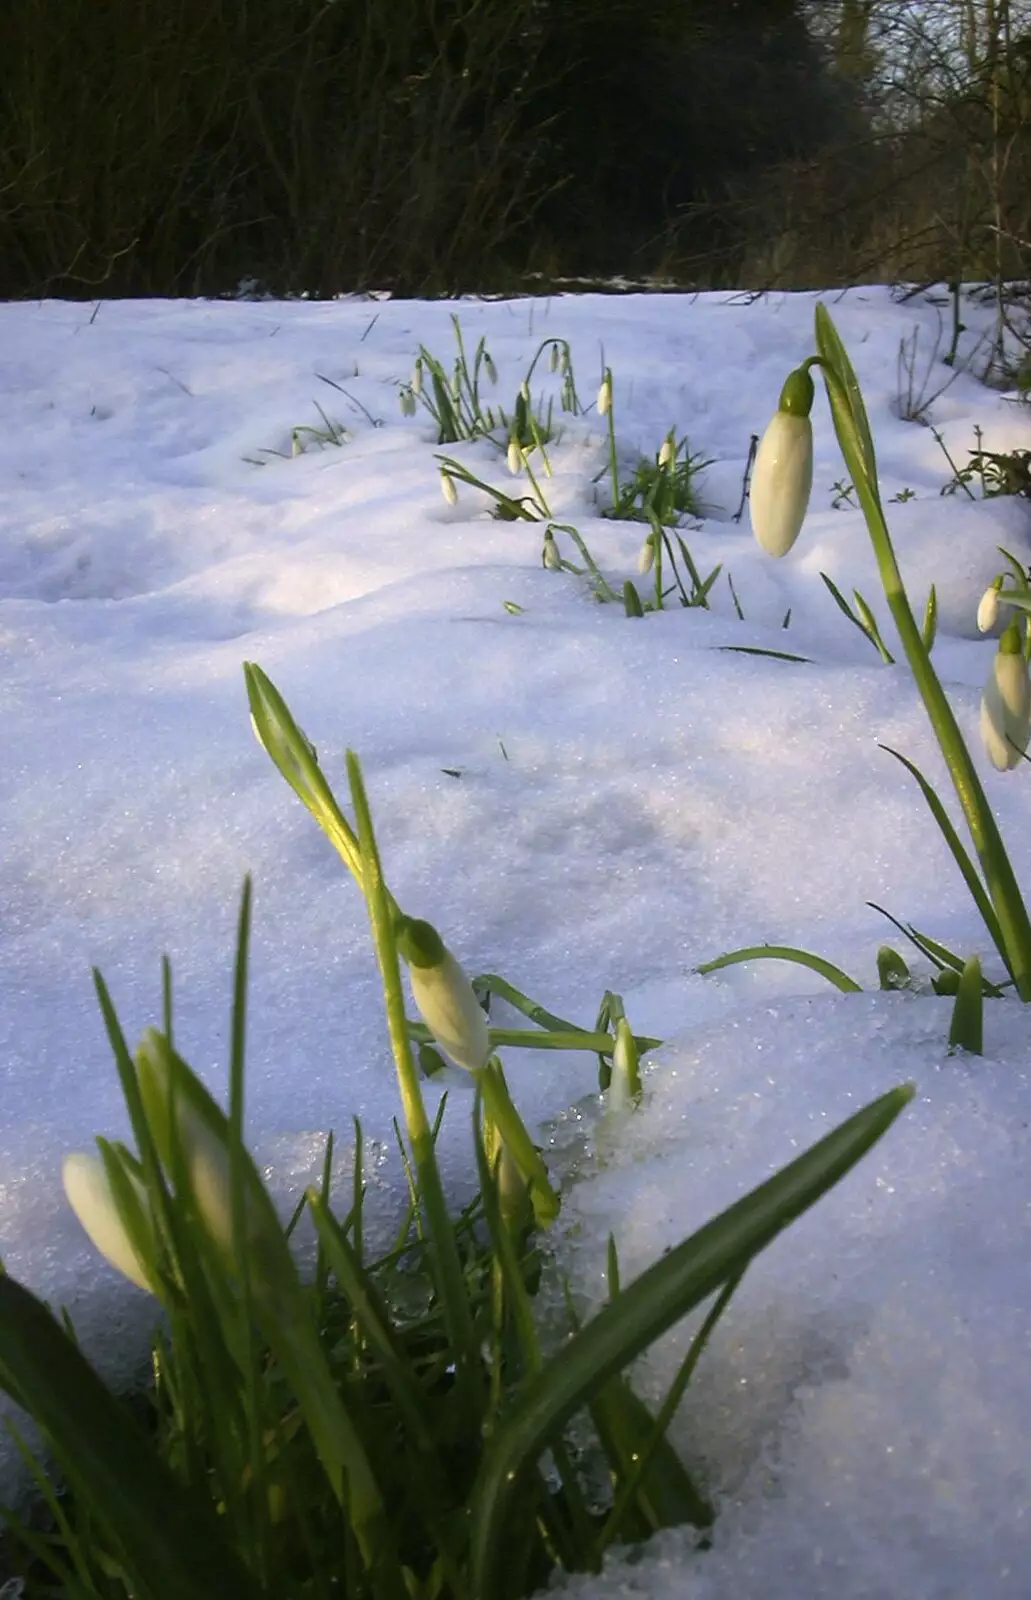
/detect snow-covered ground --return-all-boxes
[1,285,1029,1595]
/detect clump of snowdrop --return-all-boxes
[713,304,1031,1047]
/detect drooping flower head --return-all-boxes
[750,365,815,558]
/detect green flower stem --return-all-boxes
[346,751,481,1422]
[409,1021,662,1056]
[811,308,1031,999]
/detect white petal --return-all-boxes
[980,651,1031,770]
[750,413,813,558]
[62,1152,154,1292]
[409,952,491,1071]
[977,586,1000,633]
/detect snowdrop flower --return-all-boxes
[507,436,523,475]
[597,372,613,416]
[638,532,655,574]
[659,435,675,469]
[519,380,531,404]
[396,917,491,1072]
[399,388,417,418]
[483,353,498,385]
[549,343,560,373]
[750,365,814,558]
[980,623,1031,770]
[542,530,562,570]
[62,1151,155,1293]
[440,471,458,506]
[977,580,1003,633]
[411,358,424,396]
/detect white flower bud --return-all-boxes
[399,388,417,418]
[441,472,458,506]
[638,533,655,574]
[484,354,498,386]
[542,531,562,570]
[397,918,491,1072]
[519,380,530,404]
[659,435,675,468]
[411,359,424,396]
[597,374,612,417]
[608,1018,641,1110]
[980,625,1031,770]
[549,344,560,373]
[62,1151,155,1293]
[750,366,815,559]
[977,584,1001,633]
[507,437,523,475]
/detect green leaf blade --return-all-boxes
[470,1083,913,1597]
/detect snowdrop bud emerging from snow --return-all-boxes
[980,623,1031,770]
[542,530,562,570]
[62,1152,155,1293]
[549,343,560,373]
[395,917,492,1072]
[520,380,531,403]
[411,359,423,396]
[608,1019,641,1110]
[977,581,1002,633]
[598,373,612,416]
[638,532,655,574]
[750,365,814,558]
[483,1113,528,1226]
[135,1029,235,1252]
[441,471,458,506]
[399,388,417,418]
[507,437,523,475]
[484,353,498,385]
[659,435,675,468]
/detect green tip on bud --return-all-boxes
[542,530,562,570]
[876,945,910,991]
[778,365,815,417]
[396,916,447,969]
[484,353,498,386]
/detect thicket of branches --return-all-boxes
[3,0,1031,300]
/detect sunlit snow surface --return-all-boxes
[1,286,1030,1593]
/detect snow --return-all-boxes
[1,284,1030,1594]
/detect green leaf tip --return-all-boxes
[396,916,447,969]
